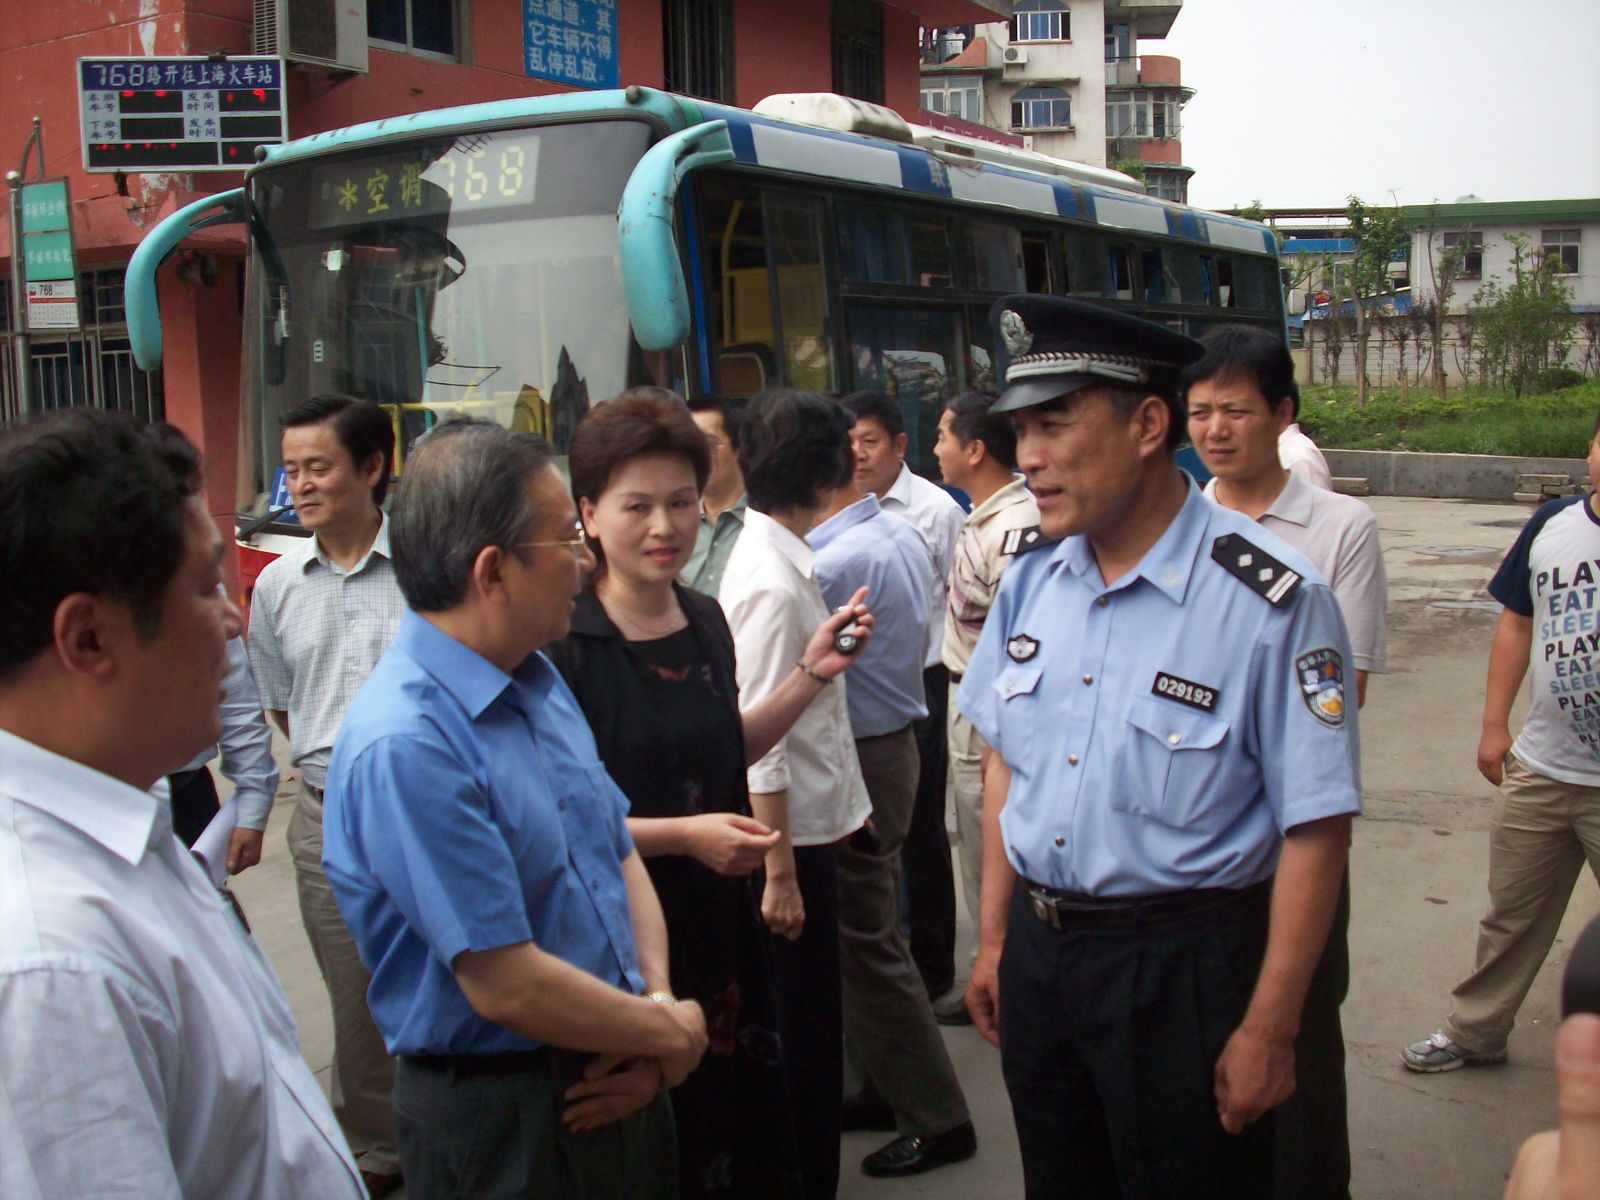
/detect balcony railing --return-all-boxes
[1105,56,1142,85]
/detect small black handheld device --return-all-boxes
[1562,914,1600,1018]
[833,627,862,655]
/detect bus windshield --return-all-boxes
[237,118,652,522]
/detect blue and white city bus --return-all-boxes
[125,86,1283,588]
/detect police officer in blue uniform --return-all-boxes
[957,295,1362,1199]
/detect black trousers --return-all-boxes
[998,879,1276,1200]
[904,664,956,997]
[767,843,842,1200]
[393,1051,676,1200]
[167,766,220,848]
[1273,870,1352,1200]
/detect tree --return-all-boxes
[1473,233,1575,397]
[1341,196,1409,407]
[1419,206,1469,400]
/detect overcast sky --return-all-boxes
[1160,0,1600,211]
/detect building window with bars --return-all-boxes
[368,0,457,58]
[1543,228,1581,275]
[664,0,732,101]
[832,0,885,105]
[1011,85,1071,131]
[921,77,982,122]
[1011,0,1068,43]
[1442,231,1483,280]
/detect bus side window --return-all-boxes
[1021,230,1052,292]
[1216,257,1237,308]
[838,203,905,284]
[1062,233,1104,298]
[764,193,836,394]
[1233,257,1277,310]
[694,178,778,398]
[1198,255,1217,306]
[1174,248,1206,306]
[845,304,959,478]
[967,221,1025,292]
[1140,246,1170,304]
[1108,244,1134,301]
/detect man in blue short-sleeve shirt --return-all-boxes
[323,421,706,1200]
[1402,411,1600,1076]
[957,295,1361,1200]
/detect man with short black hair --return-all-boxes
[681,394,747,598]
[0,409,363,1198]
[248,393,406,1193]
[961,296,1361,1197]
[931,388,1040,1024]
[324,420,707,1199]
[843,390,966,1002]
[1185,324,1387,1200]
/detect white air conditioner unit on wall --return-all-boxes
[1003,46,1029,67]
[254,0,369,74]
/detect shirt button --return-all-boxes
[1082,674,1093,685]
[1068,754,1079,766]
[1097,596,1109,608]
[1054,836,1065,847]
[1167,732,1181,745]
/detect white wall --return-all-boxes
[1411,222,1600,311]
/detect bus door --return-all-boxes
[686,175,836,399]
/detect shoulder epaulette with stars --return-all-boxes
[1210,532,1301,607]
[1000,525,1057,556]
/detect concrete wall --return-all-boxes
[1323,448,1591,501]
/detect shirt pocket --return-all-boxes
[991,664,1043,774]
[1111,695,1234,832]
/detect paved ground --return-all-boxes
[226,494,1600,1200]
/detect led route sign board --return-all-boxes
[78,56,287,173]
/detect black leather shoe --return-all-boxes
[841,1096,897,1132]
[932,988,973,1026]
[861,1120,977,1177]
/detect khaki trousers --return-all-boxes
[946,680,987,928]
[1442,752,1600,1054]
[287,782,400,1174]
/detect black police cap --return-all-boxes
[987,294,1205,414]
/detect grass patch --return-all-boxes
[1299,382,1600,457]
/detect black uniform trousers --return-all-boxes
[998,878,1275,1200]
[904,664,957,997]
[1273,869,1352,1200]
[767,843,843,1200]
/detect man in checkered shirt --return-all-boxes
[248,395,407,1197]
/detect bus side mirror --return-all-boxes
[617,121,734,352]
[127,189,249,370]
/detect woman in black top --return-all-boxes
[546,389,870,1200]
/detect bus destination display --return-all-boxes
[78,56,286,173]
[306,135,540,230]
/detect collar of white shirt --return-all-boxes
[298,510,393,575]
[0,728,165,865]
[1261,469,1316,529]
[884,461,916,509]
[742,508,815,579]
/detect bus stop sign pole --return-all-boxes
[6,117,46,416]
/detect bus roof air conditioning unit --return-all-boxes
[253,0,369,74]
[1003,46,1028,66]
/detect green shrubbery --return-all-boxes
[1299,382,1600,457]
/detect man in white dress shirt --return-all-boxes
[843,391,967,1003]
[0,409,363,1200]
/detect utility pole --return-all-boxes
[7,116,46,416]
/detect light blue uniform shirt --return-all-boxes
[810,494,933,738]
[323,611,643,1056]
[958,480,1361,897]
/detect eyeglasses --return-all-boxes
[514,520,589,552]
